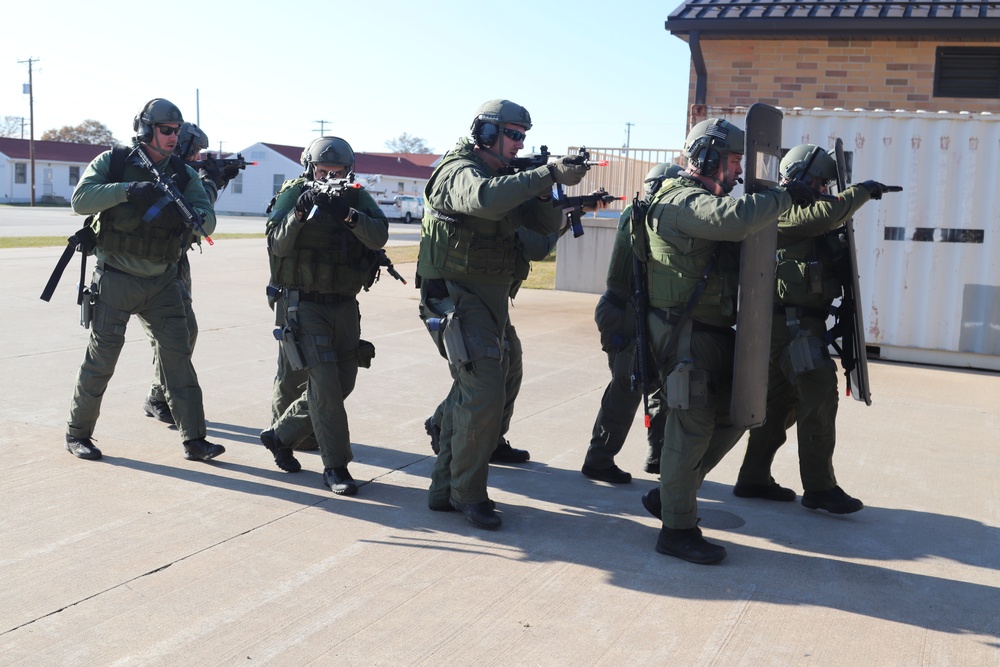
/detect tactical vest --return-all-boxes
[268,178,371,295]
[420,149,519,281]
[775,229,847,307]
[93,148,195,263]
[643,179,739,320]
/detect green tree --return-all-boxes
[41,119,121,146]
[384,132,432,154]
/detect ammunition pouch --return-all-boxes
[782,307,831,377]
[666,358,711,410]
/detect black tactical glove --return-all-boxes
[859,180,886,200]
[197,161,227,189]
[782,179,818,207]
[548,156,587,186]
[294,189,317,217]
[126,181,161,205]
[315,192,352,221]
[221,164,242,183]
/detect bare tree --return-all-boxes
[41,119,121,146]
[384,132,433,154]
[0,115,28,138]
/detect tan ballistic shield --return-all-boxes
[731,103,783,429]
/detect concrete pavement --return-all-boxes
[1,238,998,665]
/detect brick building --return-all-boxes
[665,0,1000,125]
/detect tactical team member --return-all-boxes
[417,99,586,529]
[581,163,679,484]
[734,144,887,514]
[637,119,816,564]
[259,136,389,496]
[422,227,564,465]
[65,98,222,462]
[142,122,239,425]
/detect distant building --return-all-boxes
[213,143,438,216]
[0,137,108,204]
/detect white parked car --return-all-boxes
[393,195,424,224]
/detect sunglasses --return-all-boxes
[156,125,181,136]
[502,128,526,142]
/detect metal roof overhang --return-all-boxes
[666,18,1000,38]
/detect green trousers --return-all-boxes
[149,253,197,404]
[649,309,744,530]
[738,312,840,492]
[422,280,510,506]
[269,291,319,449]
[432,322,522,467]
[586,295,665,470]
[68,263,205,442]
[272,298,361,469]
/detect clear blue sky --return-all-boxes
[4,0,692,155]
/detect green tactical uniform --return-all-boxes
[586,206,665,473]
[266,179,388,471]
[644,175,792,530]
[737,184,873,493]
[428,226,560,471]
[418,138,562,508]
[68,147,217,443]
[147,171,218,410]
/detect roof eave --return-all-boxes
[665,18,1000,38]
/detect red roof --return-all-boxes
[260,143,435,178]
[0,137,111,163]
[363,152,441,168]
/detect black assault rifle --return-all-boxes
[132,148,214,245]
[552,187,626,238]
[303,175,363,221]
[628,192,654,430]
[189,152,258,172]
[510,146,610,237]
[364,249,407,291]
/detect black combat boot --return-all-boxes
[260,429,301,473]
[802,485,863,514]
[65,434,102,460]
[490,439,530,464]
[449,497,502,529]
[142,395,174,425]
[183,438,225,461]
[655,525,727,565]
[323,467,358,496]
[733,478,797,502]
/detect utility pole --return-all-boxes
[622,121,635,196]
[313,120,331,135]
[18,57,38,206]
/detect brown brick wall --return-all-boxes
[687,37,1000,114]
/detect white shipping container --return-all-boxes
[725,107,1000,371]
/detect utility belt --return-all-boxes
[272,289,373,371]
[297,291,354,305]
[649,306,730,411]
[655,306,732,335]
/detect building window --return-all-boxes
[232,172,243,194]
[69,166,80,186]
[397,182,404,193]
[934,47,1000,99]
[273,174,285,195]
[15,163,26,184]
[251,151,265,161]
